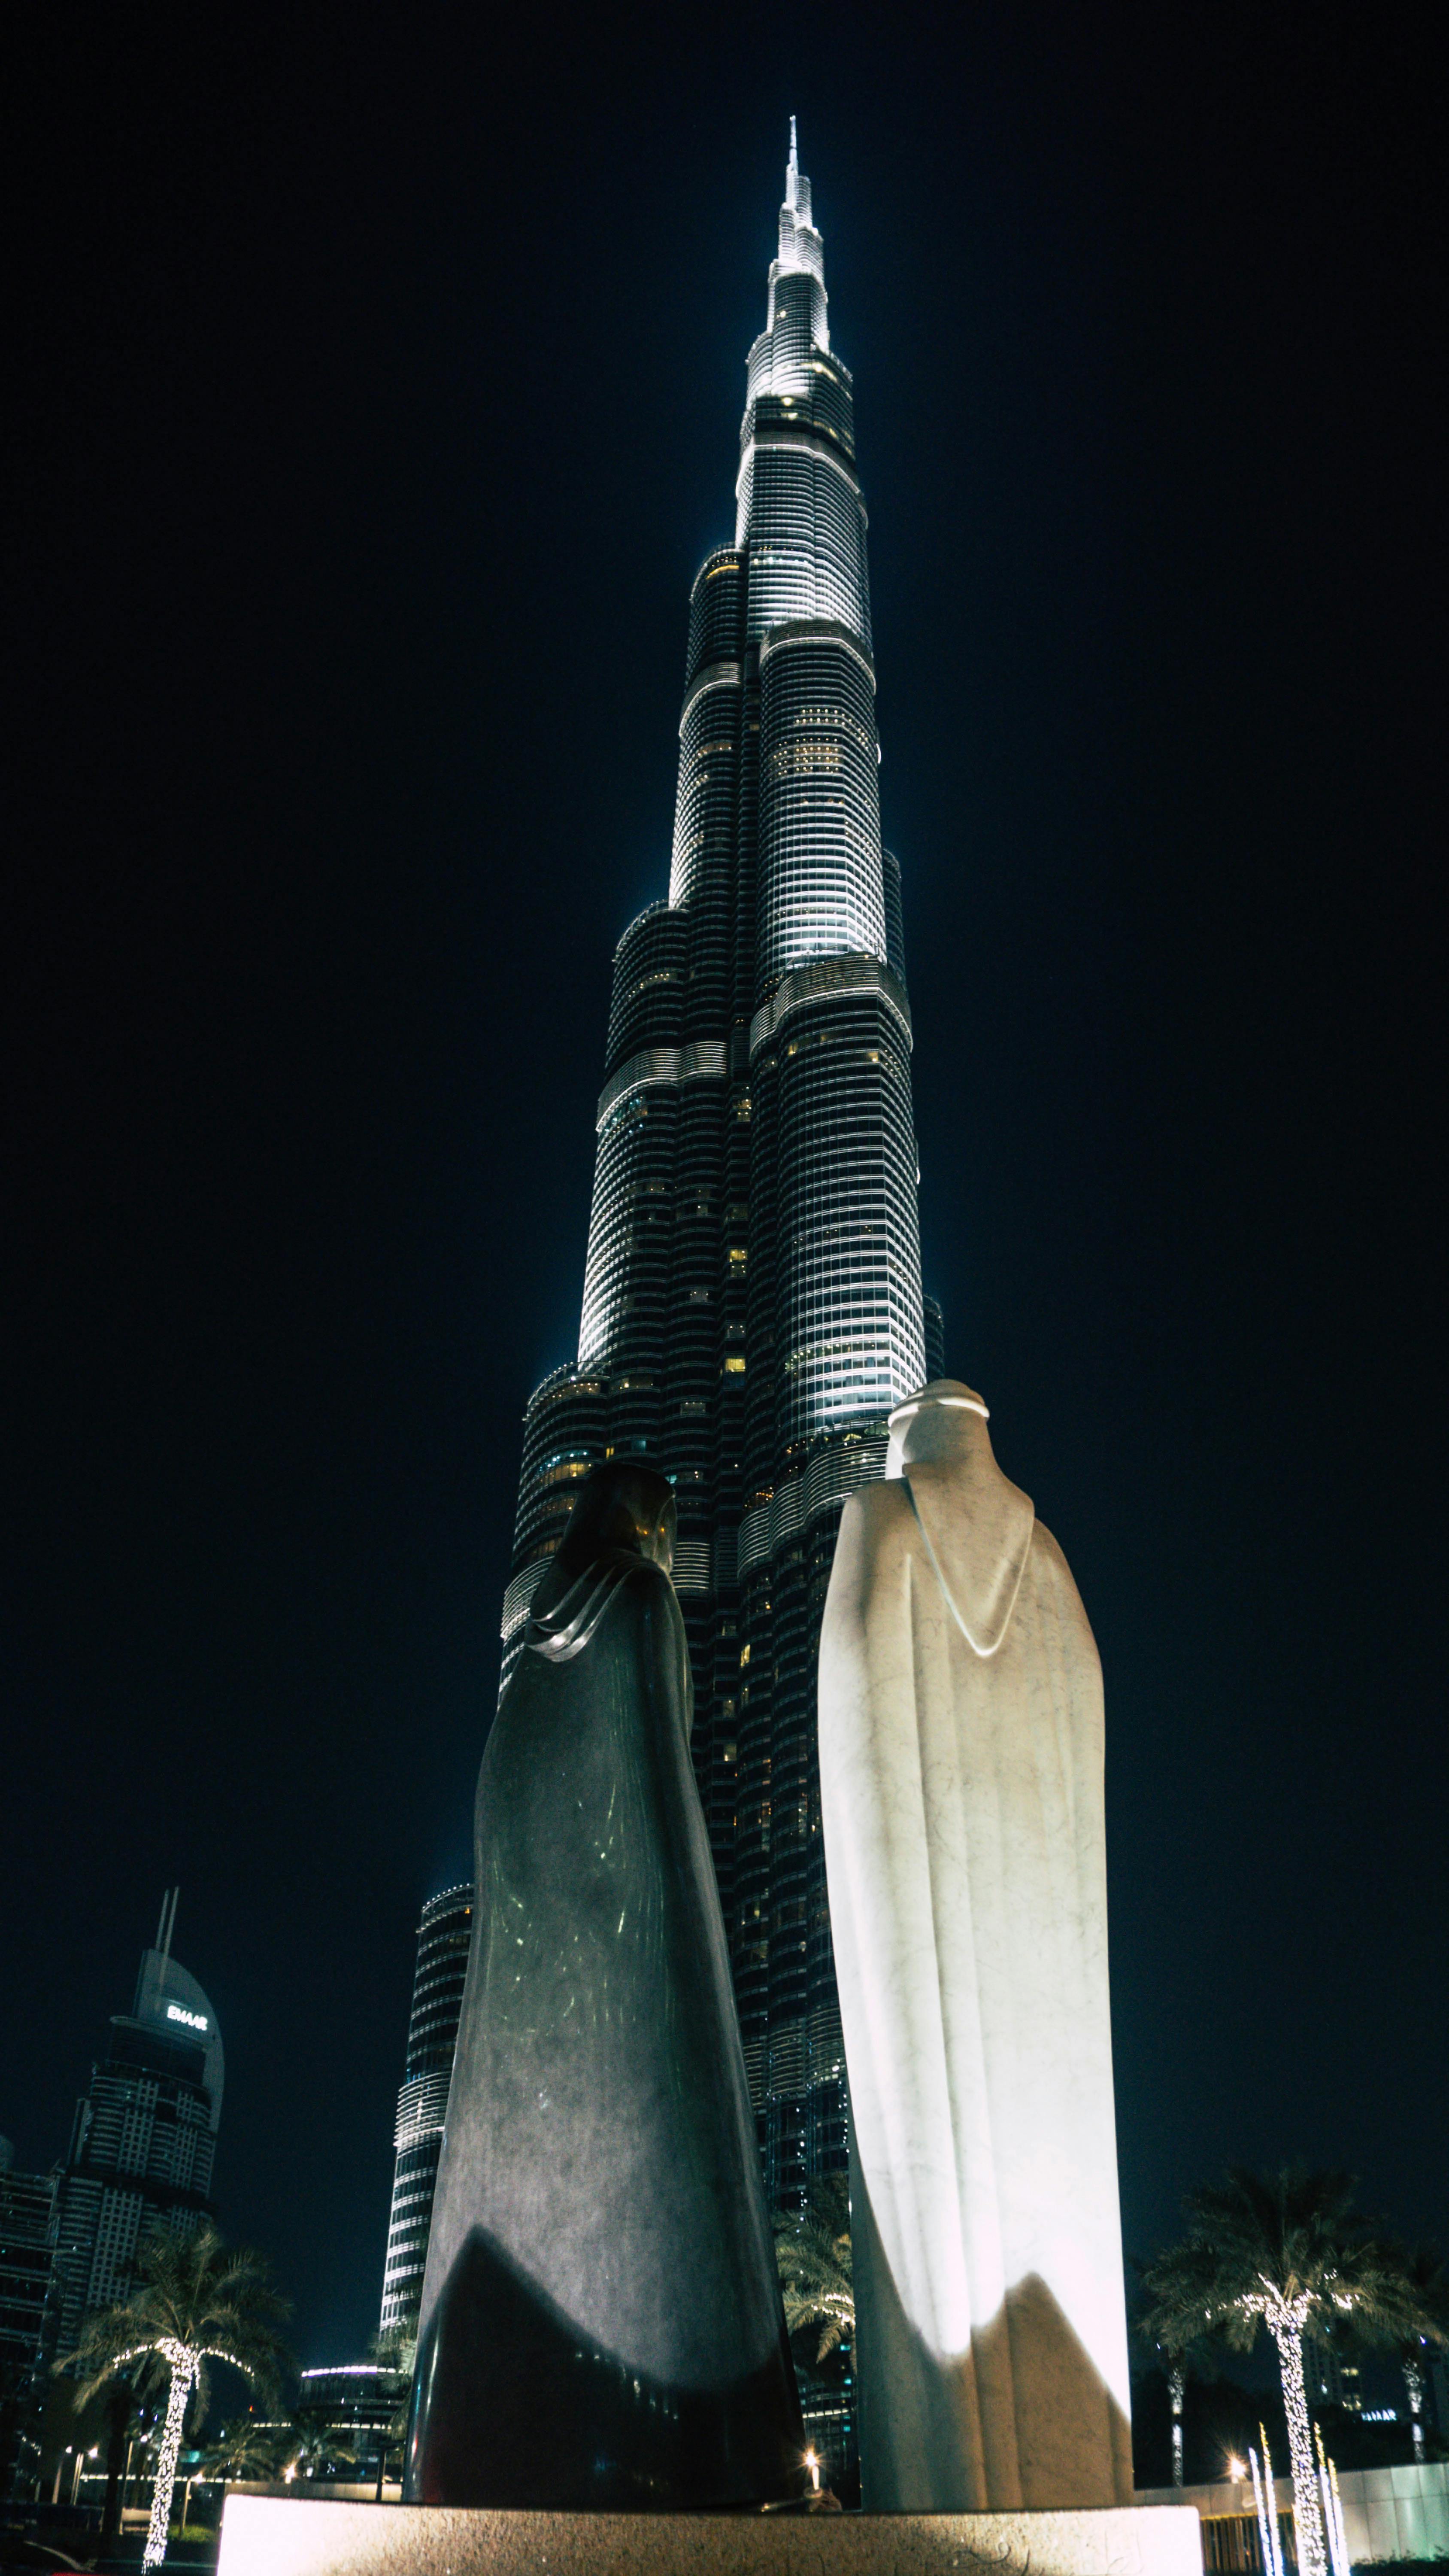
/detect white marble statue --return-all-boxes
[818,1380,1134,2512]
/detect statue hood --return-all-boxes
[897,1391,1035,1658]
[523,1458,677,1664]
[526,1550,658,1662]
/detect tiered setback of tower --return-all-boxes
[504,136,928,2202]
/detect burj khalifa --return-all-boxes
[501,126,942,2206]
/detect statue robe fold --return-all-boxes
[818,1386,1134,2512]
[405,1501,803,2510]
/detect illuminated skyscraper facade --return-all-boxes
[379,1886,473,2335]
[53,1892,223,2357]
[503,129,932,2206]
[0,2143,59,2499]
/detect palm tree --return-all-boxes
[200,2415,289,2483]
[1130,2276,1216,2490]
[371,2318,418,2380]
[1155,2341,1190,2487]
[358,2390,415,2503]
[366,2318,416,2499]
[96,2373,149,2543]
[1391,2246,1449,2464]
[1140,2169,1442,2576]
[285,2424,360,2482]
[773,2175,854,2364]
[64,2222,290,2570]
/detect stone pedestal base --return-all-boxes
[217,2495,1203,2576]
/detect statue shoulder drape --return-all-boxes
[1022,1519,1103,1686]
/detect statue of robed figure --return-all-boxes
[404,1460,806,2509]
[819,1382,1134,2513]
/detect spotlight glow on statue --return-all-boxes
[818,1381,1134,2510]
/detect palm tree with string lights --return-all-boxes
[1139,2167,1443,2576]
[1146,2327,1211,2489]
[64,2221,290,2569]
[1390,2245,1449,2465]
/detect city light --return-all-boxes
[1237,2290,1328,2576]
[1316,2423,1351,2576]
[1250,2441,1284,2576]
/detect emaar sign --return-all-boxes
[166,2002,208,2032]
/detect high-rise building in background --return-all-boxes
[378,1886,473,2336]
[0,2139,59,2499]
[501,128,939,2210]
[53,1890,223,2358]
[292,2364,405,2487]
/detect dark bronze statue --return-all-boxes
[403,1460,806,2508]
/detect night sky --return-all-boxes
[5,8,1443,2369]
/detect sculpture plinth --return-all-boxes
[218,2496,1205,2576]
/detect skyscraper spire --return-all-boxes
[772,122,822,311]
[502,149,928,2242]
[156,1884,178,1974]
